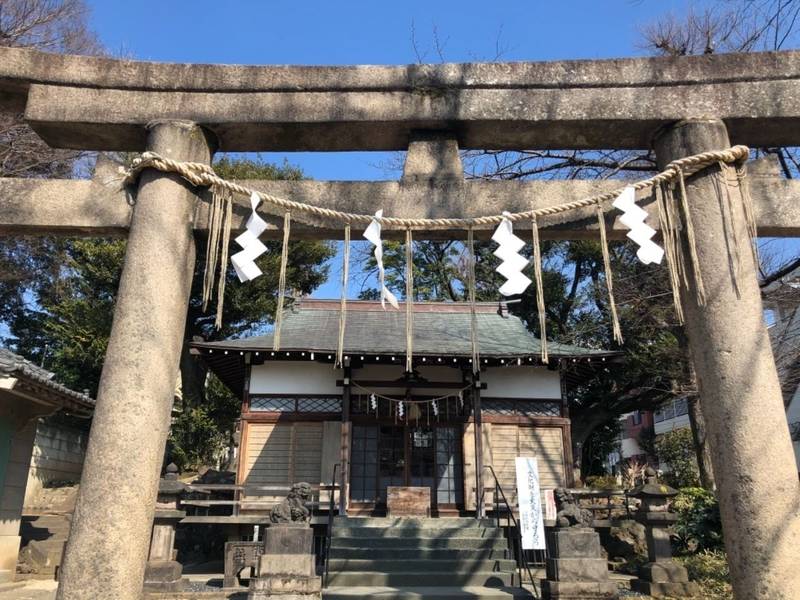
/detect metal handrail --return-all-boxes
[322,463,339,587]
[483,465,539,599]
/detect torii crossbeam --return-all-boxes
[1,46,799,600]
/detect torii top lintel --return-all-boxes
[3,46,800,152]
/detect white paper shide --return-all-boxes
[612,186,664,265]
[362,209,399,310]
[515,457,546,550]
[492,213,532,296]
[231,192,269,282]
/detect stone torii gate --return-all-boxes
[1,47,799,599]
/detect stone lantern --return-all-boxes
[629,467,699,598]
[143,463,188,592]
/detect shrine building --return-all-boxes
[191,299,614,517]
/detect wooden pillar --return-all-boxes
[56,121,215,600]
[654,118,800,599]
[472,369,484,519]
[339,360,351,517]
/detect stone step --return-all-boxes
[331,527,503,539]
[27,539,66,568]
[325,571,516,588]
[323,586,533,600]
[329,548,510,560]
[333,517,497,529]
[330,537,509,550]
[328,558,518,573]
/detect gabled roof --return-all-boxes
[194,299,614,358]
[190,299,618,396]
[0,348,95,415]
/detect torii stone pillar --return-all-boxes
[56,121,215,600]
[655,119,800,600]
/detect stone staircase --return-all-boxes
[17,514,72,580]
[323,517,534,600]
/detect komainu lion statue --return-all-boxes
[554,487,593,528]
[270,482,312,524]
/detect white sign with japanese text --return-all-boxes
[515,457,546,550]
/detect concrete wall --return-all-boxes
[23,420,88,508]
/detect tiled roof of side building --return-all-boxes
[0,348,95,411]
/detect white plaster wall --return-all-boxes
[249,362,341,395]
[481,366,561,399]
[249,362,561,400]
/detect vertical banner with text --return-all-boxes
[515,456,546,550]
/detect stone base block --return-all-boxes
[258,525,316,578]
[247,574,321,600]
[640,560,690,583]
[631,580,701,598]
[546,557,609,582]
[143,560,184,592]
[541,580,618,599]
[547,528,602,558]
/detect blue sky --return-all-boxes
[84,1,798,299]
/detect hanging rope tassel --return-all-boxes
[734,162,760,266]
[676,171,706,305]
[530,216,550,361]
[273,212,292,351]
[656,184,685,324]
[215,194,233,329]
[202,185,222,311]
[405,228,414,373]
[595,208,623,345]
[335,224,351,369]
[467,226,480,374]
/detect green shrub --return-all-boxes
[585,475,620,489]
[672,487,723,553]
[678,550,732,599]
[655,428,700,488]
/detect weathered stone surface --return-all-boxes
[258,526,316,577]
[602,520,647,560]
[547,528,602,558]
[639,561,690,583]
[1,46,800,150]
[655,119,800,599]
[2,156,797,240]
[545,558,610,582]
[541,580,618,600]
[55,121,215,600]
[387,486,431,517]
[143,560,183,592]
[630,580,701,598]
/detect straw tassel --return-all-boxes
[734,163,760,266]
[530,216,550,361]
[405,229,414,372]
[656,184,685,324]
[335,224,351,369]
[215,195,233,329]
[273,212,291,351]
[595,207,623,344]
[676,171,706,305]
[467,226,480,374]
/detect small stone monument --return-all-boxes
[248,482,321,600]
[629,468,700,598]
[541,488,618,600]
[143,463,187,592]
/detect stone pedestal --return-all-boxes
[541,528,617,600]
[143,464,187,593]
[248,524,321,600]
[629,469,699,598]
